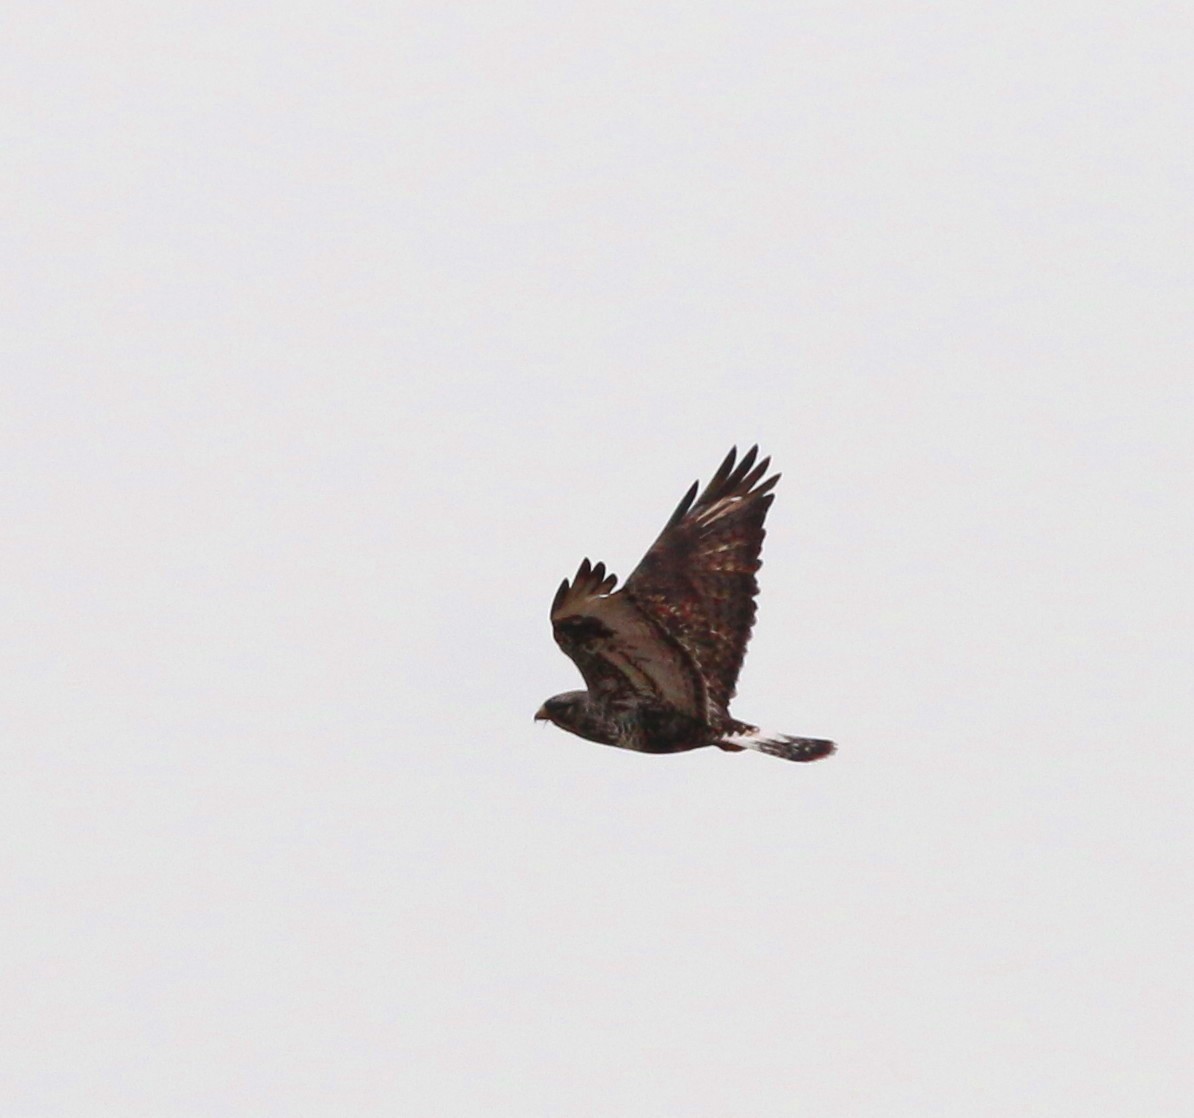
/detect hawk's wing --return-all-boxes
[623,445,778,712]
[550,558,705,716]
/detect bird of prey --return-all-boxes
[535,446,835,763]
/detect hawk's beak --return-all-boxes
[534,705,550,723]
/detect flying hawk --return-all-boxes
[535,446,835,763]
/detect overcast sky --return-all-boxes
[4,4,1192,1115]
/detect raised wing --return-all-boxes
[623,445,778,711]
[551,558,705,716]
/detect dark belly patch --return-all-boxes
[637,706,709,753]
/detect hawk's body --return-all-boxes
[536,446,834,763]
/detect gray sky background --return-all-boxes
[4,4,1192,1115]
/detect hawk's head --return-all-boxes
[534,691,585,728]
[534,690,613,744]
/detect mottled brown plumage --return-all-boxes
[536,446,835,763]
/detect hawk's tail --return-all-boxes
[716,724,836,763]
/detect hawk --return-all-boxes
[535,446,835,763]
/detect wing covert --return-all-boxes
[550,557,704,716]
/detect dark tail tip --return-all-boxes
[764,736,836,763]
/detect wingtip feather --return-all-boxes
[736,444,759,480]
[551,576,571,615]
[552,555,619,618]
[666,479,700,529]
